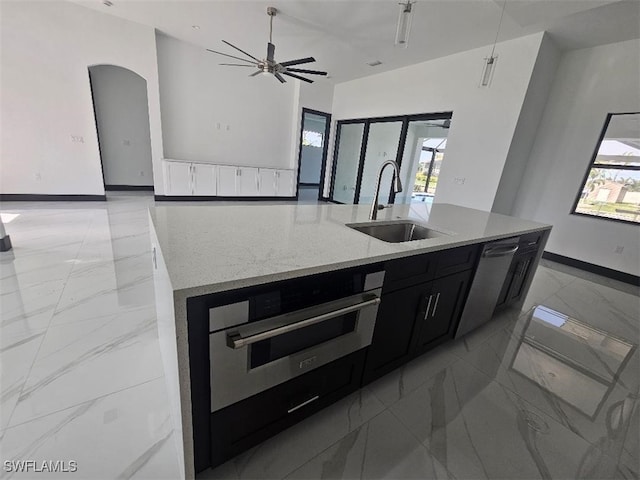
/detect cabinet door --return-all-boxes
[217,166,238,196]
[506,251,537,304]
[165,161,193,196]
[237,167,260,196]
[413,270,471,355]
[192,164,217,196]
[258,169,277,196]
[362,283,426,385]
[276,170,295,197]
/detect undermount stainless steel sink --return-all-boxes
[347,220,450,243]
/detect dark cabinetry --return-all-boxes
[412,270,471,355]
[363,245,477,384]
[496,232,543,309]
[209,349,365,468]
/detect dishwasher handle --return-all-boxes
[483,245,519,258]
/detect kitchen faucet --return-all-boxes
[370,160,403,220]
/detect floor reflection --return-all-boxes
[511,305,635,418]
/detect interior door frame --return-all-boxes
[296,108,332,201]
[329,111,453,204]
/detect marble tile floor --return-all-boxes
[1,192,638,480]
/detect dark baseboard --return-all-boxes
[154,195,297,202]
[0,235,11,252]
[543,251,639,286]
[0,194,106,201]
[105,185,154,191]
[299,183,320,188]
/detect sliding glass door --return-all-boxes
[396,119,450,205]
[330,112,452,206]
[331,122,364,204]
[358,121,404,205]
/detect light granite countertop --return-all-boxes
[148,202,551,478]
[149,202,551,298]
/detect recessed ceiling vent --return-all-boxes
[367,60,383,67]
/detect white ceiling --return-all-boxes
[70,0,640,83]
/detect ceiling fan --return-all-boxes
[206,6,328,84]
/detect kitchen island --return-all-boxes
[148,202,551,479]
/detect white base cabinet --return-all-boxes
[193,164,217,196]
[258,169,278,196]
[165,161,194,196]
[275,170,295,197]
[217,166,238,197]
[163,160,295,198]
[237,167,260,196]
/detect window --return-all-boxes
[573,113,640,224]
[302,130,323,147]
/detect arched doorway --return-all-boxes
[88,65,154,191]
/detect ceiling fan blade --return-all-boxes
[219,63,256,67]
[281,71,313,83]
[279,57,316,67]
[221,40,261,63]
[285,68,327,76]
[267,42,275,63]
[206,49,258,65]
[249,71,262,77]
[274,72,287,83]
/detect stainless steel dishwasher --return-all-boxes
[455,238,519,338]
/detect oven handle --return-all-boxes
[226,294,381,349]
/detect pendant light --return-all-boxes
[480,0,507,87]
[395,1,416,48]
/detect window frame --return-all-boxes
[571,112,640,226]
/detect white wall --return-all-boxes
[156,33,297,169]
[328,33,546,211]
[512,39,640,275]
[492,33,561,214]
[90,65,154,187]
[0,1,164,195]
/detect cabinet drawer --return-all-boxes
[209,349,365,468]
[433,244,479,278]
[383,245,479,293]
[383,253,437,292]
[518,231,543,254]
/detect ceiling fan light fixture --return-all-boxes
[206,6,328,84]
[395,1,415,48]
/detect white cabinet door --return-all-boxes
[258,169,277,196]
[192,164,217,196]
[237,167,260,196]
[165,161,193,195]
[217,166,238,196]
[276,169,295,197]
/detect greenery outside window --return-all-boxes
[302,130,323,148]
[572,112,640,225]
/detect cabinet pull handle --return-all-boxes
[288,395,319,414]
[424,294,433,320]
[256,173,260,191]
[431,292,441,317]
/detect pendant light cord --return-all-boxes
[490,0,507,58]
